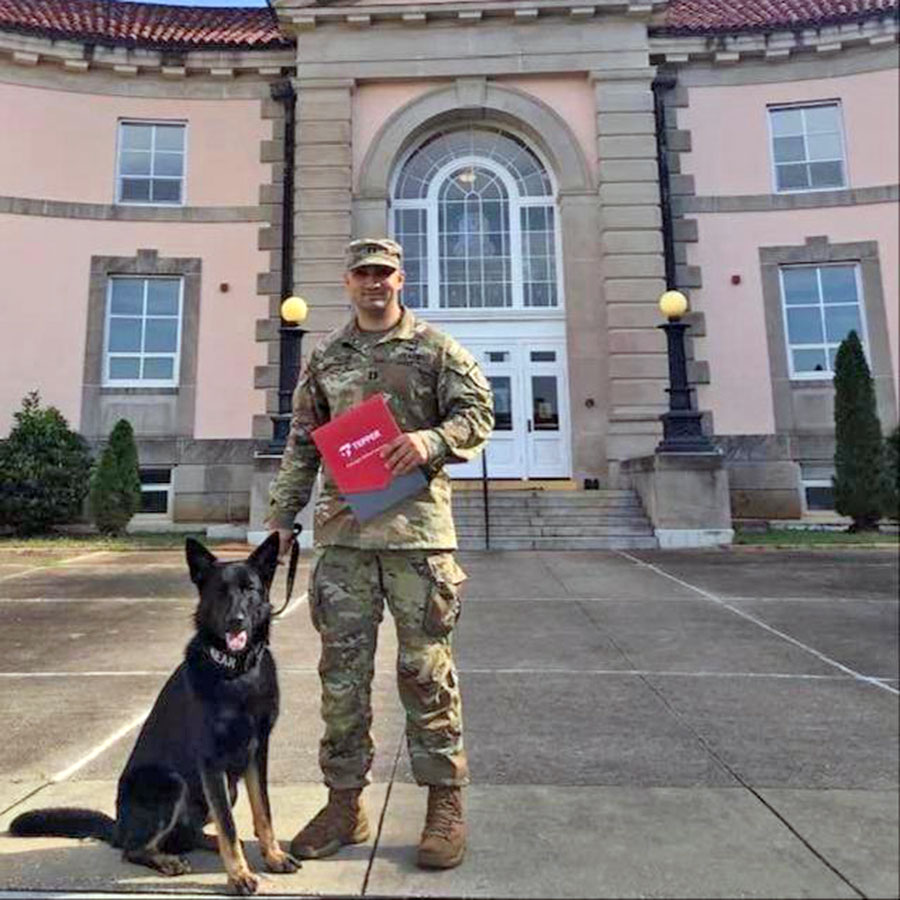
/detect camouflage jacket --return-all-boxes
[265,307,494,549]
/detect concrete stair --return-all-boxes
[452,487,658,550]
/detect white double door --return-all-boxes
[450,337,571,480]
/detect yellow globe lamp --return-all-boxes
[280,295,308,325]
[659,289,688,321]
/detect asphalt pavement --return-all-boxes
[0,543,897,899]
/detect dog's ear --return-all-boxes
[186,537,217,587]
[248,531,280,588]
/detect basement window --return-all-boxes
[138,468,172,517]
[803,479,834,512]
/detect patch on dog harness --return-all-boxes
[208,646,237,669]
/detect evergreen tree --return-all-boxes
[89,419,142,535]
[885,426,900,521]
[832,331,887,531]
[0,391,92,535]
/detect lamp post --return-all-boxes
[268,295,308,454]
[657,290,716,454]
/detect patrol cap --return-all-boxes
[345,238,404,272]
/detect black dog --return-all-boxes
[10,533,298,895]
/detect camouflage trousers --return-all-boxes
[307,546,470,789]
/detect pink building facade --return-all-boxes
[0,0,897,530]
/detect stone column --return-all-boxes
[248,78,355,544]
[592,68,668,486]
[294,77,355,339]
[559,190,608,483]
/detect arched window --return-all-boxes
[392,128,560,310]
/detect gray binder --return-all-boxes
[343,468,428,522]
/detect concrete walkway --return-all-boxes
[0,545,897,898]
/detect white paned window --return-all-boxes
[116,121,186,205]
[104,277,183,387]
[392,128,561,311]
[779,264,866,378]
[769,103,847,193]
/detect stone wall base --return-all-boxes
[623,451,733,547]
[714,435,803,520]
[248,453,315,548]
[656,528,736,548]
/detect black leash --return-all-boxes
[271,523,303,619]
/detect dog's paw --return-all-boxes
[227,870,260,895]
[158,855,191,877]
[264,848,301,873]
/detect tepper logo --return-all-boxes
[338,428,383,460]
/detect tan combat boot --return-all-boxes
[416,786,466,869]
[290,788,370,859]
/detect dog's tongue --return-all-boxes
[226,630,248,653]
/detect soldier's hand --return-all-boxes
[273,528,294,561]
[381,431,429,476]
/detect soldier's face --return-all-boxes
[345,265,405,319]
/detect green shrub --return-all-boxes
[89,419,142,535]
[0,391,92,536]
[885,426,900,521]
[832,331,888,532]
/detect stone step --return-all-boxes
[453,488,635,499]
[457,535,659,550]
[453,491,640,509]
[453,512,648,524]
[451,487,656,549]
[457,524,654,537]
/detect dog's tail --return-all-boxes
[9,808,116,843]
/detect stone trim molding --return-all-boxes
[759,235,897,441]
[0,61,285,98]
[650,17,898,67]
[286,12,656,81]
[0,30,294,84]
[276,0,666,32]
[358,80,594,199]
[81,249,201,440]
[677,184,899,214]
[0,196,264,222]
[664,44,899,87]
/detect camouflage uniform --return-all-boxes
[266,303,493,788]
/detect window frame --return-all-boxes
[391,140,565,314]
[102,275,184,388]
[802,478,835,513]
[134,467,173,520]
[778,262,868,381]
[767,100,848,195]
[114,119,188,207]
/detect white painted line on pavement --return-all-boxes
[0,667,859,682]
[0,596,192,603]
[615,550,899,696]
[0,550,113,582]
[0,671,171,678]
[462,594,898,603]
[50,707,151,784]
[274,590,308,619]
[714,595,897,604]
[457,668,854,680]
[0,893,217,899]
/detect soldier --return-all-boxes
[265,238,493,870]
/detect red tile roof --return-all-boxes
[0,0,289,50]
[0,0,896,50]
[662,0,898,34]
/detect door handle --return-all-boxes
[527,419,532,432]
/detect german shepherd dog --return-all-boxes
[9,533,299,895]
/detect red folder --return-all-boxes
[311,393,402,494]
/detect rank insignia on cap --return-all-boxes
[346,238,404,272]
